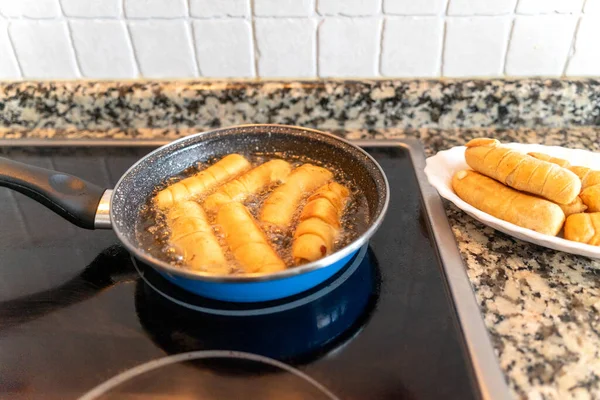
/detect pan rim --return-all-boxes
[110,124,390,283]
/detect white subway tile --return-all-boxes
[0,0,60,18]
[190,0,249,17]
[70,21,135,79]
[255,18,316,77]
[383,0,446,15]
[319,18,380,77]
[124,0,186,18]
[505,15,578,76]
[318,0,379,16]
[516,0,584,14]
[9,21,78,79]
[444,17,511,77]
[129,21,197,78]
[566,17,600,76]
[584,0,600,13]
[254,0,312,17]
[448,0,517,16]
[61,0,121,17]
[381,17,443,77]
[193,19,253,77]
[383,0,447,15]
[0,22,20,79]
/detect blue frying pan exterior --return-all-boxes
[156,245,366,302]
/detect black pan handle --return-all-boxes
[0,157,109,229]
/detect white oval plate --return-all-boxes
[424,143,600,260]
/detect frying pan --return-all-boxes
[0,125,389,302]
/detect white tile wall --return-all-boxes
[9,21,79,78]
[0,0,598,79]
[566,16,600,76]
[0,0,61,19]
[383,0,446,16]
[189,0,249,18]
[124,0,187,19]
[60,0,121,18]
[255,18,316,77]
[381,17,443,77]
[319,17,380,77]
[129,21,197,78]
[505,15,578,76]
[70,21,135,78]
[585,0,600,13]
[444,17,511,77]
[317,0,380,16]
[447,0,517,16]
[253,0,312,17]
[193,19,253,77]
[0,21,20,78]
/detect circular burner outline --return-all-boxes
[78,350,340,400]
[132,244,368,317]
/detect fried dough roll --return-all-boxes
[260,164,333,228]
[155,154,251,209]
[217,202,285,273]
[166,201,228,274]
[527,152,571,168]
[569,166,600,190]
[564,213,600,246]
[293,182,350,264]
[464,138,580,204]
[580,184,600,212]
[203,160,292,213]
[557,196,587,217]
[452,170,565,236]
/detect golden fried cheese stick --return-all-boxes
[527,152,571,168]
[203,159,292,213]
[528,152,600,192]
[293,182,350,264]
[557,196,587,217]
[166,201,228,274]
[452,170,565,236]
[465,138,580,204]
[155,154,250,209]
[569,166,600,190]
[564,213,600,246]
[260,164,333,228]
[580,184,600,213]
[217,202,285,273]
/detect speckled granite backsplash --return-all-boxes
[3,79,600,400]
[2,79,600,139]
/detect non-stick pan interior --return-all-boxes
[111,125,388,268]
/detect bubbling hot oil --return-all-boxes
[136,153,370,274]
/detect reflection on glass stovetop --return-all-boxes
[0,146,480,400]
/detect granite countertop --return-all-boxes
[2,79,600,399]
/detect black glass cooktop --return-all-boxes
[0,143,481,400]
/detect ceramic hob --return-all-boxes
[0,140,510,400]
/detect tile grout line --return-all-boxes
[57,0,83,78]
[439,0,451,77]
[316,19,324,78]
[377,14,385,76]
[5,21,24,78]
[502,0,519,76]
[183,0,201,77]
[562,16,582,77]
[313,0,319,77]
[121,0,141,77]
[249,0,259,78]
